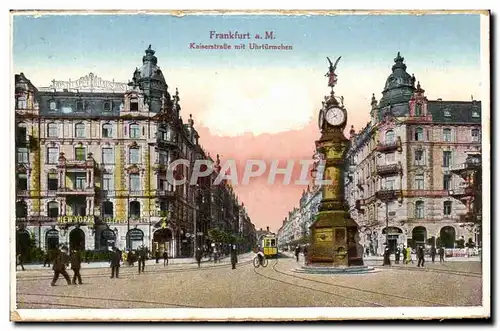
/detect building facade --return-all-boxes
[14,46,256,258]
[344,53,482,255]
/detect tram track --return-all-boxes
[16,292,202,309]
[375,265,482,278]
[16,259,254,282]
[254,256,450,307]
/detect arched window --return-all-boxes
[47,201,59,217]
[415,200,424,219]
[102,123,113,138]
[414,127,424,141]
[385,130,395,144]
[16,200,28,218]
[103,201,114,218]
[103,101,112,112]
[47,123,58,138]
[415,103,422,116]
[16,95,27,109]
[129,201,141,219]
[443,128,452,142]
[75,123,85,138]
[130,124,140,138]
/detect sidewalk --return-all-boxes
[18,252,255,271]
[281,251,481,262]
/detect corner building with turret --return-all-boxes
[14,46,256,258]
[345,53,482,255]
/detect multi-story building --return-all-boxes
[14,45,255,258]
[344,52,482,255]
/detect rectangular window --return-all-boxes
[74,173,86,189]
[75,147,86,161]
[48,124,58,138]
[129,174,140,191]
[129,148,140,164]
[443,201,452,216]
[159,151,167,164]
[130,126,140,138]
[130,99,139,111]
[102,125,113,138]
[17,147,28,163]
[385,179,395,190]
[75,124,85,138]
[16,127,27,143]
[47,147,59,164]
[443,151,452,167]
[102,148,114,164]
[48,173,58,191]
[385,153,395,164]
[17,173,27,190]
[443,129,452,142]
[415,203,425,219]
[443,175,452,190]
[414,150,424,165]
[415,174,424,190]
[102,174,113,191]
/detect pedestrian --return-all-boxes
[195,248,202,268]
[431,246,436,263]
[303,245,309,264]
[163,250,169,267]
[395,246,401,264]
[295,246,300,262]
[138,248,146,274]
[417,245,425,267]
[405,246,413,264]
[70,249,83,285]
[16,253,25,271]
[439,246,445,263]
[383,245,391,266]
[51,247,71,286]
[155,250,160,264]
[230,245,238,269]
[110,247,121,278]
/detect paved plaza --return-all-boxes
[15,253,482,309]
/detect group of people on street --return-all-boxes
[294,245,308,262]
[50,247,83,286]
[384,244,447,267]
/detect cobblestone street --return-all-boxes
[15,254,483,309]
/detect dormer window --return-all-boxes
[103,101,112,112]
[443,109,451,117]
[130,98,139,111]
[415,103,422,116]
[16,95,27,109]
[472,110,480,118]
[49,100,57,111]
[76,100,84,112]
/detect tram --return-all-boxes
[260,234,278,257]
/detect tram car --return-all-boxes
[261,234,278,257]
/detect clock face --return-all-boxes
[318,109,324,129]
[325,107,346,126]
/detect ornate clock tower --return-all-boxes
[309,57,364,267]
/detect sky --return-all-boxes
[12,13,482,232]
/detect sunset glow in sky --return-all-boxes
[13,13,482,231]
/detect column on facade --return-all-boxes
[58,197,66,216]
[59,169,66,189]
[86,197,94,216]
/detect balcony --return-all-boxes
[404,190,449,198]
[449,186,475,200]
[156,189,176,198]
[58,152,97,170]
[56,186,97,196]
[451,158,481,177]
[375,189,402,201]
[404,114,433,123]
[376,136,402,153]
[376,162,402,177]
[15,135,31,147]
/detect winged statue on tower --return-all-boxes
[325,56,341,88]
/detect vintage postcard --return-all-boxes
[10,10,490,322]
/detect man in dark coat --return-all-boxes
[43,250,51,267]
[439,246,445,263]
[51,248,71,286]
[431,246,437,263]
[70,249,83,285]
[294,246,300,262]
[163,250,169,267]
[110,247,122,278]
[417,245,425,267]
[395,246,401,264]
[383,245,391,266]
[138,248,146,274]
[195,248,202,268]
[230,245,238,269]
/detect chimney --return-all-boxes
[266,226,269,232]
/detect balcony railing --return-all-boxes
[449,186,475,199]
[56,186,97,196]
[376,136,402,153]
[376,162,402,176]
[375,189,401,201]
[451,160,482,174]
[404,190,449,198]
